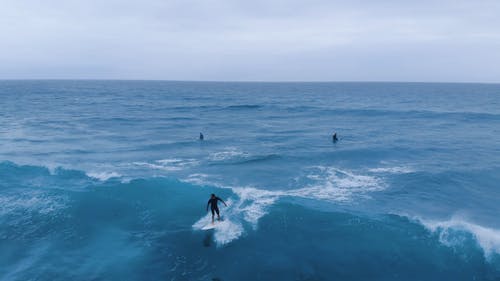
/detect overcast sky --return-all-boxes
[1,0,499,82]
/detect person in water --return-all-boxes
[199,132,204,140]
[206,193,227,223]
[332,132,338,142]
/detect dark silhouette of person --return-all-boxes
[332,132,338,142]
[206,194,227,223]
[199,132,204,140]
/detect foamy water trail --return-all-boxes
[368,166,414,174]
[290,166,385,202]
[190,166,387,245]
[133,158,199,172]
[87,171,122,181]
[208,147,249,162]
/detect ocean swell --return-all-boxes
[419,216,500,259]
[1,162,499,280]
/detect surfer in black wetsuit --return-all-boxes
[206,194,227,223]
[199,133,204,140]
[332,132,338,142]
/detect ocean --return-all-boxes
[1,80,499,280]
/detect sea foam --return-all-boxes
[87,171,122,181]
[420,216,500,258]
[190,166,386,245]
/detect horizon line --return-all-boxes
[0,78,499,85]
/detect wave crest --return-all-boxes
[420,217,500,258]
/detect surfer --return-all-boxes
[206,194,227,223]
[199,132,204,140]
[332,132,338,142]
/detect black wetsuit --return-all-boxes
[207,197,225,216]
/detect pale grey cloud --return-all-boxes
[1,0,499,82]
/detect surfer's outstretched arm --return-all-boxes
[218,197,227,207]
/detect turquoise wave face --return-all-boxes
[1,162,499,281]
[1,81,500,280]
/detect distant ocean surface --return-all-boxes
[1,80,499,281]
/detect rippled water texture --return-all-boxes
[1,81,499,280]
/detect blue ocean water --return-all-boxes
[1,80,500,280]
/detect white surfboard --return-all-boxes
[201,222,218,230]
[201,218,224,230]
